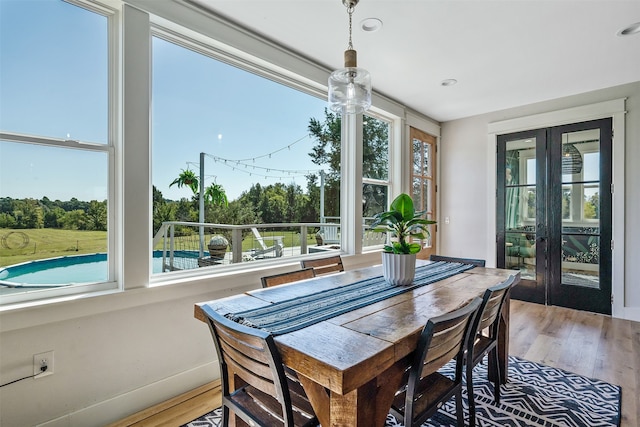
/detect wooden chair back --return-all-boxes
[474,274,516,335]
[466,274,516,427]
[429,254,486,267]
[391,297,482,427]
[300,255,344,276]
[201,306,318,427]
[261,268,316,288]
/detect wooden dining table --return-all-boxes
[194,260,519,427]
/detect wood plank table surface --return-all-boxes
[195,260,520,427]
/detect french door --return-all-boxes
[411,127,437,260]
[497,118,612,314]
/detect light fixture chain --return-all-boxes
[347,4,354,50]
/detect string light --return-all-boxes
[182,133,323,185]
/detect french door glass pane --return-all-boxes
[412,140,421,176]
[423,142,431,176]
[561,129,600,289]
[504,137,536,279]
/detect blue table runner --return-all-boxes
[226,261,474,335]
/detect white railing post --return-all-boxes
[301,225,308,254]
[231,227,243,263]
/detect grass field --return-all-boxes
[0,228,107,268]
[0,228,319,267]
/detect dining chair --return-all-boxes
[201,305,319,427]
[466,274,516,427]
[261,267,316,288]
[429,254,486,267]
[300,255,344,276]
[390,297,482,427]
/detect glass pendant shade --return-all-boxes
[328,1,371,115]
[328,67,371,114]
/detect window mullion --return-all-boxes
[341,114,363,255]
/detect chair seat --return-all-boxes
[227,381,317,427]
[471,335,496,364]
[390,372,457,421]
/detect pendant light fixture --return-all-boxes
[562,143,583,174]
[328,0,371,115]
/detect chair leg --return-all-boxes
[455,389,465,427]
[222,405,230,427]
[490,348,501,405]
[466,360,476,427]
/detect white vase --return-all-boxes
[381,252,417,286]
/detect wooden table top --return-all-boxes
[195,261,518,396]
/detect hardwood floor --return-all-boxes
[509,300,640,427]
[113,301,640,426]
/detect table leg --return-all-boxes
[298,357,408,427]
[297,375,330,427]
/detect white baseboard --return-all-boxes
[621,306,640,323]
[37,362,218,427]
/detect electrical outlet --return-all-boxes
[33,351,54,378]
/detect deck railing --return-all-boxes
[152,221,385,273]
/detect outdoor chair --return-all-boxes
[300,255,344,276]
[390,297,482,427]
[318,225,340,245]
[251,227,284,259]
[429,254,486,267]
[466,274,516,427]
[261,268,316,288]
[201,305,319,427]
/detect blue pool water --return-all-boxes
[0,251,200,288]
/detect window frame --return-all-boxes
[362,112,392,248]
[0,0,119,307]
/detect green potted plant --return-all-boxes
[169,169,199,195]
[370,193,436,285]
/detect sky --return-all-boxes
[0,0,328,203]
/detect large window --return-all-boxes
[362,115,390,247]
[0,0,113,304]
[151,34,333,273]
[0,0,415,306]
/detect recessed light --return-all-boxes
[617,22,640,36]
[441,79,458,87]
[361,18,382,32]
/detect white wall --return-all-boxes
[439,81,640,321]
[0,251,381,427]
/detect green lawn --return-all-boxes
[0,228,107,267]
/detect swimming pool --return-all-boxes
[0,251,201,289]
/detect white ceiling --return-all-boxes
[190,0,640,122]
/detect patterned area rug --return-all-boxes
[183,356,621,427]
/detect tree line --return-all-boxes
[0,197,107,231]
[1,110,390,235]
